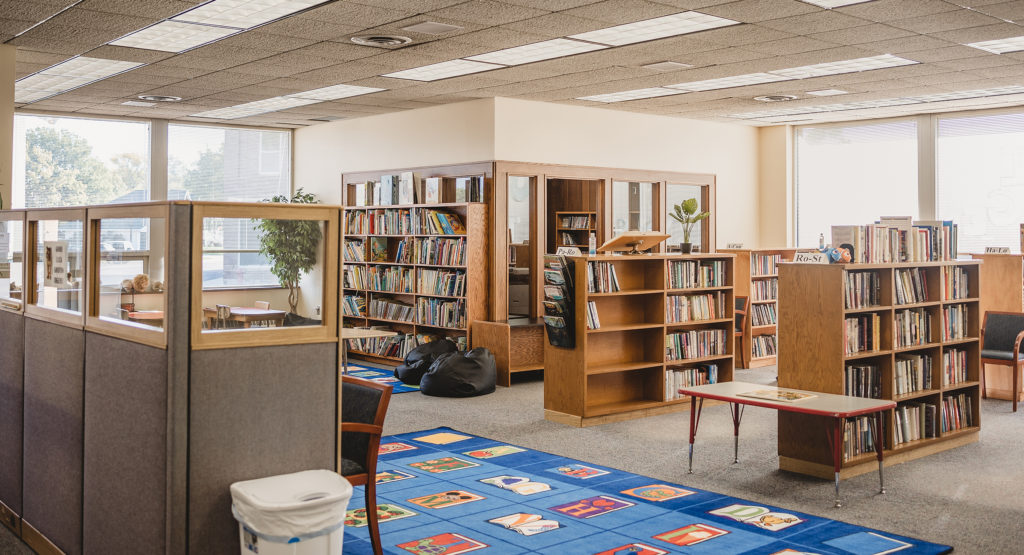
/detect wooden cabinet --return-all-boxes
[971,253,1024,401]
[778,261,981,479]
[554,211,597,250]
[544,253,734,427]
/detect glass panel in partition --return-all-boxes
[34,219,84,313]
[0,219,24,308]
[96,217,165,330]
[201,217,325,331]
[507,176,533,318]
[666,183,705,252]
[612,181,654,236]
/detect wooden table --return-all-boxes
[341,328,398,373]
[127,310,164,326]
[679,381,895,508]
[203,307,287,328]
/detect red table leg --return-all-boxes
[687,397,704,474]
[874,410,886,495]
[729,402,745,464]
[828,417,844,508]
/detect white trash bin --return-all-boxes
[231,469,353,555]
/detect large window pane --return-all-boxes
[202,217,277,288]
[169,124,290,202]
[13,114,150,208]
[97,217,165,330]
[796,121,918,248]
[0,219,24,308]
[937,113,1024,253]
[34,218,84,313]
[612,181,654,235]
[666,183,705,251]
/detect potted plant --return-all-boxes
[254,188,322,319]
[669,198,709,254]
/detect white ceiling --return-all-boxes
[8,0,1024,127]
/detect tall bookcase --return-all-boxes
[342,202,488,364]
[554,211,597,250]
[971,253,1024,401]
[778,260,981,479]
[722,248,812,368]
[544,253,734,427]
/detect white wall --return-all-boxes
[492,97,761,248]
[758,125,792,248]
[0,45,14,209]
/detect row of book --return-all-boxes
[844,313,881,355]
[844,271,882,310]
[894,268,928,305]
[346,331,419,359]
[342,295,366,318]
[895,353,933,396]
[346,236,468,266]
[666,292,725,323]
[542,255,575,348]
[417,237,466,266]
[943,348,968,386]
[751,334,777,358]
[344,266,367,290]
[560,215,592,229]
[586,301,600,330]
[942,266,970,300]
[751,278,777,302]
[941,392,973,432]
[419,209,467,235]
[831,217,957,264]
[663,364,719,401]
[842,416,877,461]
[369,297,415,322]
[845,363,881,399]
[419,269,466,297]
[587,261,621,293]
[895,308,931,348]
[665,329,728,361]
[345,209,413,235]
[350,173,485,207]
[894,402,938,446]
[751,253,781,276]
[417,297,466,329]
[668,260,727,289]
[942,304,969,341]
[369,266,414,293]
[560,231,585,246]
[750,303,777,326]
[343,239,364,262]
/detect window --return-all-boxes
[12,114,151,208]
[666,183,705,250]
[201,217,279,288]
[0,217,24,309]
[937,112,1024,253]
[796,120,918,248]
[611,181,654,235]
[31,217,84,314]
[94,214,166,332]
[169,124,290,202]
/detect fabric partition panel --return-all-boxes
[188,342,338,554]
[82,333,168,554]
[22,318,85,555]
[165,203,192,554]
[0,310,24,518]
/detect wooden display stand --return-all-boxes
[722,248,813,368]
[778,261,982,480]
[544,253,734,427]
[554,211,597,249]
[971,253,1024,402]
[474,318,545,386]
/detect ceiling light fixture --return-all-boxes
[383,59,505,81]
[350,35,413,47]
[806,89,848,96]
[578,87,681,103]
[965,35,1024,54]
[642,61,694,72]
[769,54,917,79]
[122,100,156,107]
[799,0,873,8]
[191,82,387,119]
[138,94,182,102]
[110,20,240,52]
[668,72,792,92]
[172,0,327,29]
[466,38,607,66]
[568,11,739,46]
[15,56,145,104]
[401,22,463,35]
[286,83,385,101]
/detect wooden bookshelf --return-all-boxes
[554,211,597,249]
[721,248,813,369]
[778,260,981,479]
[342,202,488,362]
[970,253,1024,402]
[544,253,734,427]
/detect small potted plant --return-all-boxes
[669,198,709,254]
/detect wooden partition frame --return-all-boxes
[25,208,87,329]
[0,210,26,314]
[85,203,171,349]
[190,202,339,350]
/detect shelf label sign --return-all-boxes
[984,246,1011,254]
[726,243,743,249]
[556,246,582,256]
[793,251,828,264]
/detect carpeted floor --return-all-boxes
[346,364,421,394]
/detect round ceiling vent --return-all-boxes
[137,94,181,102]
[351,35,412,47]
[753,94,799,102]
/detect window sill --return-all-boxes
[201,285,286,292]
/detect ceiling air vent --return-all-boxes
[754,94,798,102]
[351,35,412,47]
[138,94,181,102]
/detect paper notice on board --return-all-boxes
[43,240,69,287]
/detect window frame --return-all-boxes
[24,207,87,328]
[0,210,27,314]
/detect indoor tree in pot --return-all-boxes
[255,188,322,322]
[669,198,709,254]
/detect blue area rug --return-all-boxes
[342,427,952,554]
[346,364,420,394]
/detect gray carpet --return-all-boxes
[1,366,1018,554]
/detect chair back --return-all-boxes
[254,301,270,310]
[341,376,393,475]
[983,311,1024,352]
[734,296,749,335]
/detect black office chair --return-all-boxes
[981,311,1024,412]
[341,375,393,555]
[734,296,749,368]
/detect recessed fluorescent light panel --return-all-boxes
[384,59,504,81]
[806,88,848,96]
[466,38,607,66]
[642,61,693,72]
[121,100,156,107]
[770,54,917,79]
[800,0,873,8]
[578,87,681,103]
[569,11,739,46]
[667,72,792,92]
[110,20,240,52]
[192,82,387,119]
[965,35,1024,54]
[15,56,145,103]
[287,83,385,101]
[173,0,326,29]
[908,85,1024,103]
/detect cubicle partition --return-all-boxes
[0,201,342,555]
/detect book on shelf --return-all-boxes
[831,217,958,263]
[416,297,466,328]
[560,215,592,229]
[354,182,368,207]
[399,171,418,205]
[895,354,932,395]
[894,402,938,446]
[379,175,395,205]
[736,389,816,402]
[750,303,777,326]
[369,237,388,262]
[895,308,931,348]
[454,176,485,203]
[369,297,415,322]
[664,364,718,401]
[666,329,727,360]
[587,261,621,293]
[843,416,877,461]
[844,271,881,309]
[751,278,777,302]
[668,260,726,289]
[344,239,365,262]
[942,266,969,300]
[419,269,466,296]
[542,254,575,348]
[417,236,465,266]
[586,300,600,330]
[342,295,366,317]
[894,268,928,305]
[667,292,724,323]
[942,304,968,341]
[369,266,414,293]
[424,177,441,204]
[751,335,777,358]
[941,392,973,432]
[942,348,967,386]
[844,313,881,355]
[845,363,881,399]
[419,210,466,235]
[752,253,781,275]
[344,266,367,289]
[394,239,412,264]
[364,208,412,235]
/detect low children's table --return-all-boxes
[679,381,895,507]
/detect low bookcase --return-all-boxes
[544,253,734,427]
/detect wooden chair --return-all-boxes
[253,300,272,327]
[341,375,393,555]
[981,311,1024,412]
[734,296,749,369]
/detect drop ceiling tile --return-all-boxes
[102,72,183,87]
[853,34,953,54]
[348,0,470,10]
[695,24,795,47]
[907,70,1004,85]
[83,45,175,63]
[667,46,775,67]
[343,75,421,90]
[971,1,1024,22]
[933,55,1019,71]
[184,43,278,63]
[479,64,570,81]
[210,84,301,98]
[7,35,98,55]
[363,50,458,71]
[499,12,610,37]
[900,45,992,63]
[0,18,38,36]
[287,42,382,63]
[453,26,553,48]
[13,48,67,64]
[206,60,302,78]
[834,0,961,22]
[137,84,232,97]
[134,63,211,79]
[887,9,1003,34]
[425,0,550,25]
[701,0,820,23]
[966,63,1024,78]
[15,63,50,79]
[807,23,915,46]
[176,71,272,90]
[2,1,70,21]
[194,92,278,104]
[500,0,607,9]
[203,31,318,53]
[739,35,841,56]
[928,22,1024,43]
[10,23,122,49]
[256,17,365,41]
[156,55,242,72]
[291,60,395,83]
[394,39,499,60]
[80,0,204,19]
[45,8,158,33]
[396,75,513,95]
[354,15,484,40]
[759,11,873,35]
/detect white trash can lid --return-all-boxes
[231,469,353,538]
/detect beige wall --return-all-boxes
[0,45,14,209]
[758,125,793,248]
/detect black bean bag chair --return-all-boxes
[394,339,458,385]
[420,348,496,398]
